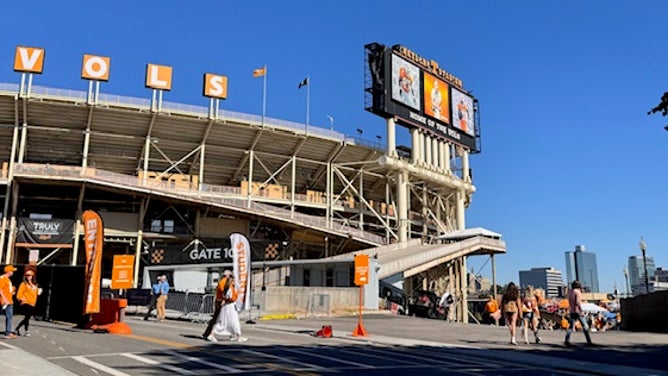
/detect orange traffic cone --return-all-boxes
[315,325,333,338]
[352,322,367,337]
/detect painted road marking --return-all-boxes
[165,350,243,373]
[121,353,196,375]
[72,356,130,376]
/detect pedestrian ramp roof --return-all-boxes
[324,230,506,280]
[436,227,502,241]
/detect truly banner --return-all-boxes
[82,210,104,314]
[16,217,74,247]
[230,233,251,312]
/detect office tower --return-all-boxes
[519,267,563,297]
[564,245,600,292]
[628,255,656,295]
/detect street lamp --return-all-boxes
[639,236,650,294]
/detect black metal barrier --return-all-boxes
[10,265,86,325]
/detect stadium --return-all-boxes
[0,43,505,321]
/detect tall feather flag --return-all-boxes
[230,233,251,311]
[253,67,266,78]
[82,210,104,314]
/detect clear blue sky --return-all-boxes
[2,1,667,293]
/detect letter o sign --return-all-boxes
[81,54,110,81]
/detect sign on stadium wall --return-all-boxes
[16,217,74,248]
[149,239,283,265]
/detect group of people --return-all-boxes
[0,265,42,339]
[499,280,593,347]
[143,275,170,321]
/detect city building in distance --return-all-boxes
[628,254,656,295]
[565,245,600,292]
[519,267,563,297]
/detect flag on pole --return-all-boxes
[230,233,251,311]
[298,77,309,89]
[82,210,104,314]
[253,67,266,78]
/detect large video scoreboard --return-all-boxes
[365,43,478,152]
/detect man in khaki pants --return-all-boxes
[156,275,170,321]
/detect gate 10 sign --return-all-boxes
[354,254,369,286]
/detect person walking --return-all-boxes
[209,275,247,343]
[143,276,162,321]
[15,269,41,337]
[0,265,17,339]
[203,270,231,340]
[564,280,593,347]
[156,275,170,321]
[521,287,541,344]
[483,294,499,326]
[501,282,522,346]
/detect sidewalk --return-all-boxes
[0,341,76,376]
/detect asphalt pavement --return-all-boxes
[1,311,667,375]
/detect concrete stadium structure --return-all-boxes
[0,79,505,320]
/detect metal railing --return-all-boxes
[0,83,370,147]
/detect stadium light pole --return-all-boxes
[639,237,650,294]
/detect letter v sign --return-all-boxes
[14,46,45,73]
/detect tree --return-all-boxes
[648,92,668,131]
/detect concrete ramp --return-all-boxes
[376,236,506,279]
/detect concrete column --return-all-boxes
[444,142,451,174]
[290,156,296,218]
[461,255,468,322]
[432,138,439,170]
[71,185,85,265]
[142,137,150,186]
[462,149,470,182]
[247,150,254,208]
[439,141,446,173]
[492,253,497,298]
[397,171,408,243]
[411,128,420,165]
[133,199,147,288]
[359,169,364,230]
[425,135,432,166]
[456,190,466,230]
[386,118,396,157]
[198,144,205,191]
[418,132,426,165]
[5,182,19,264]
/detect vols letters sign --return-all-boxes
[16,217,74,247]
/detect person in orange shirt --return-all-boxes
[15,269,41,337]
[203,269,231,341]
[483,295,499,326]
[0,265,17,339]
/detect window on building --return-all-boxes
[163,220,174,233]
[150,220,161,232]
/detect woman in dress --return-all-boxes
[210,275,247,343]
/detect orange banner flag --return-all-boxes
[82,210,104,314]
[252,67,266,78]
